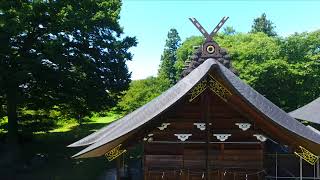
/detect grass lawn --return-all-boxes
[0,113,121,180]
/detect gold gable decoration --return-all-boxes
[294,146,319,165]
[208,75,232,102]
[189,75,232,102]
[189,79,208,102]
[105,144,127,161]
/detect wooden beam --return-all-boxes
[147,141,262,144]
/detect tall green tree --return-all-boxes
[175,36,203,79]
[280,31,320,62]
[117,77,170,114]
[0,0,136,149]
[158,28,181,85]
[223,26,236,35]
[238,59,320,111]
[174,30,320,111]
[251,13,277,37]
[218,32,281,63]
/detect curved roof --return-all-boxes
[69,59,320,158]
[217,63,320,145]
[289,97,320,124]
[69,59,217,158]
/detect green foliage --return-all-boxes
[251,13,277,37]
[280,30,320,62]
[173,30,320,111]
[0,0,136,138]
[217,33,281,63]
[158,28,181,85]
[175,36,203,79]
[117,77,170,114]
[0,114,119,179]
[237,59,320,111]
[223,26,236,35]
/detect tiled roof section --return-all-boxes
[290,97,320,124]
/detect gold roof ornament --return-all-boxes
[105,144,127,162]
[294,146,319,165]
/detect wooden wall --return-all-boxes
[142,89,264,180]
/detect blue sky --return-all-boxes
[119,0,320,80]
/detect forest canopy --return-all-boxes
[118,28,320,114]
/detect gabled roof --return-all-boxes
[69,59,217,157]
[69,59,320,158]
[289,97,320,124]
[217,63,320,145]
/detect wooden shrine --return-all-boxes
[68,17,320,180]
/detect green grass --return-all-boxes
[90,113,121,124]
[50,113,120,133]
[1,113,121,180]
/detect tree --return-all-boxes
[218,32,281,64]
[117,77,170,114]
[280,31,320,62]
[175,36,203,80]
[0,0,136,151]
[174,30,320,112]
[158,28,181,85]
[237,59,320,111]
[223,26,236,35]
[251,13,277,37]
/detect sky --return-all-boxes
[119,0,320,80]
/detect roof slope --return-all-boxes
[69,59,218,157]
[217,63,320,145]
[290,97,320,124]
[69,59,320,158]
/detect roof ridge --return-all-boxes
[181,47,238,78]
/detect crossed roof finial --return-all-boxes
[189,17,229,58]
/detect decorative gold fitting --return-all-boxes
[105,144,127,162]
[189,75,232,102]
[189,79,208,102]
[294,146,319,165]
[208,74,232,102]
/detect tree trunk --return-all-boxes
[7,88,19,146]
[3,87,20,178]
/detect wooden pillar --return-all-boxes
[275,152,278,180]
[317,158,320,178]
[300,157,303,180]
[221,144,224,180]
[314,162,316,180]
[143,142,147,180]
[202,91,210,180]
[116,158,121,180]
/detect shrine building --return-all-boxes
[68,17,320,180]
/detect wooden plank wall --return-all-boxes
[143,90,264,180]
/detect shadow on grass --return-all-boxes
[0,122,117,180]
[0,114,60,134]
